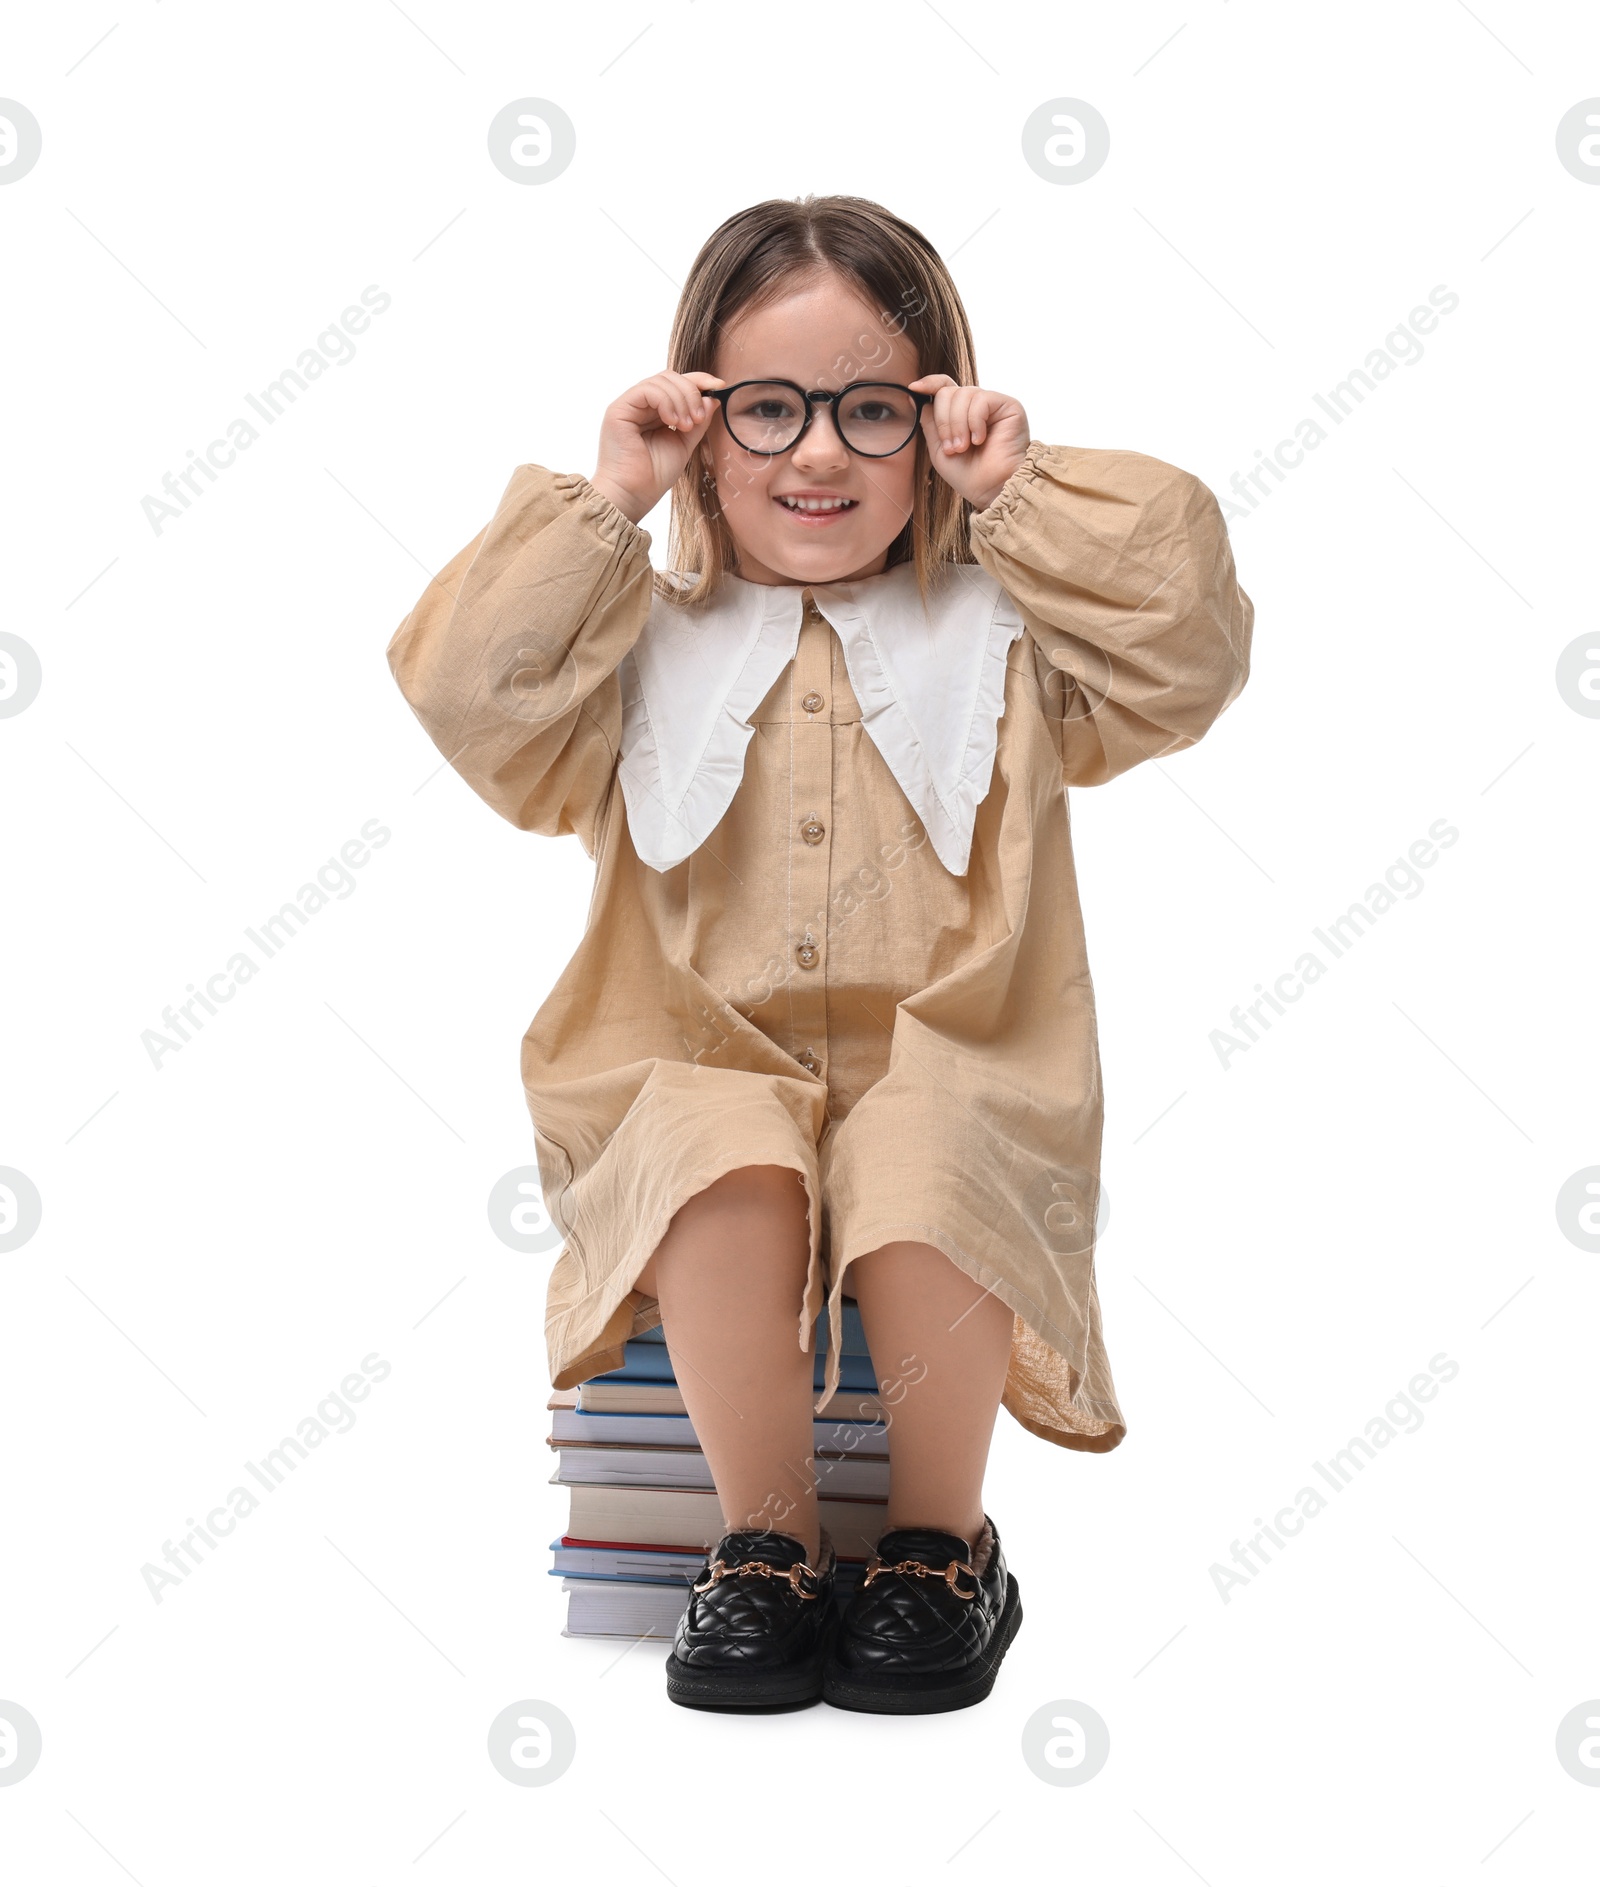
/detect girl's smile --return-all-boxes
[772,488,860,524]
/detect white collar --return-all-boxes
[616,560,1024,877]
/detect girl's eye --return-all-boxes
[734,396,799,421]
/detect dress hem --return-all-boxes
[545,1151,824,1392]
[829,1216,1126,1452]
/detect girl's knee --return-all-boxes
[847,1238,948,1288]
[642,1163,810,1294]
[680,1162,807,1222]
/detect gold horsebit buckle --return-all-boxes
[862,1554,981,1601]
[692,1557,822,1600]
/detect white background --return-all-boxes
[3,2,1597,1879]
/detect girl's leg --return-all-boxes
[633,1164,821,1562]
[844,1241,1013,1550]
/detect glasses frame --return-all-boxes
[701,378,934,459]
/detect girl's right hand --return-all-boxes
[590,370,725,525]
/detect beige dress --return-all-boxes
[386,440,1253,1450]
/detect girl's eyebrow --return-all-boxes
[739,376,884,389]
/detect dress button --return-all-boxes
[800,817,825,845]
[795,940,819,970]
[801,690,825,714]
[798,1049,821,1074]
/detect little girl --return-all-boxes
[387,194,1252,1716]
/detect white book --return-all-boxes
[561,1578,689,1641]
[561,1483,889,1560]
[549,1540,705,1582]
[551,1446,890,1500]
[560,1566,865,1640]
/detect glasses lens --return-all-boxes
[838,384,919,455]
[722,382,807,453]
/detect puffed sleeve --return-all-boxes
[385,464,654,853]
[969,440,1252,786]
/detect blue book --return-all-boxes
[634,1300,873,1357]
[549,1539,867,1583]
[588,1340,876,1393]
[587,1342,678,1385]
[549,1403,888,1453]
[824,1351,877,1392]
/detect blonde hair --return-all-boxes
[660,194,980,611]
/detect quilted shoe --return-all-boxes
[665,1528,836,1710]
[823,1514,1022,1714]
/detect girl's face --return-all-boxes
[705,272,921,588]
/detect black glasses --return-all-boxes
[702,379,932,458]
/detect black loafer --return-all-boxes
[666,1529,836,1710]
[823,1514,1022,1714]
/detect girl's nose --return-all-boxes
[792,401,849,467]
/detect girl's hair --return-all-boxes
[661,194,979,609]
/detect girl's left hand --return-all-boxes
[910,375,1031,512]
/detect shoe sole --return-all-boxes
[665,1630,832,1711]
[821,1574,1023,1715]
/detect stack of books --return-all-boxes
[549,1303,889,1639]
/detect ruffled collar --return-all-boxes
[616,559,1024,878]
